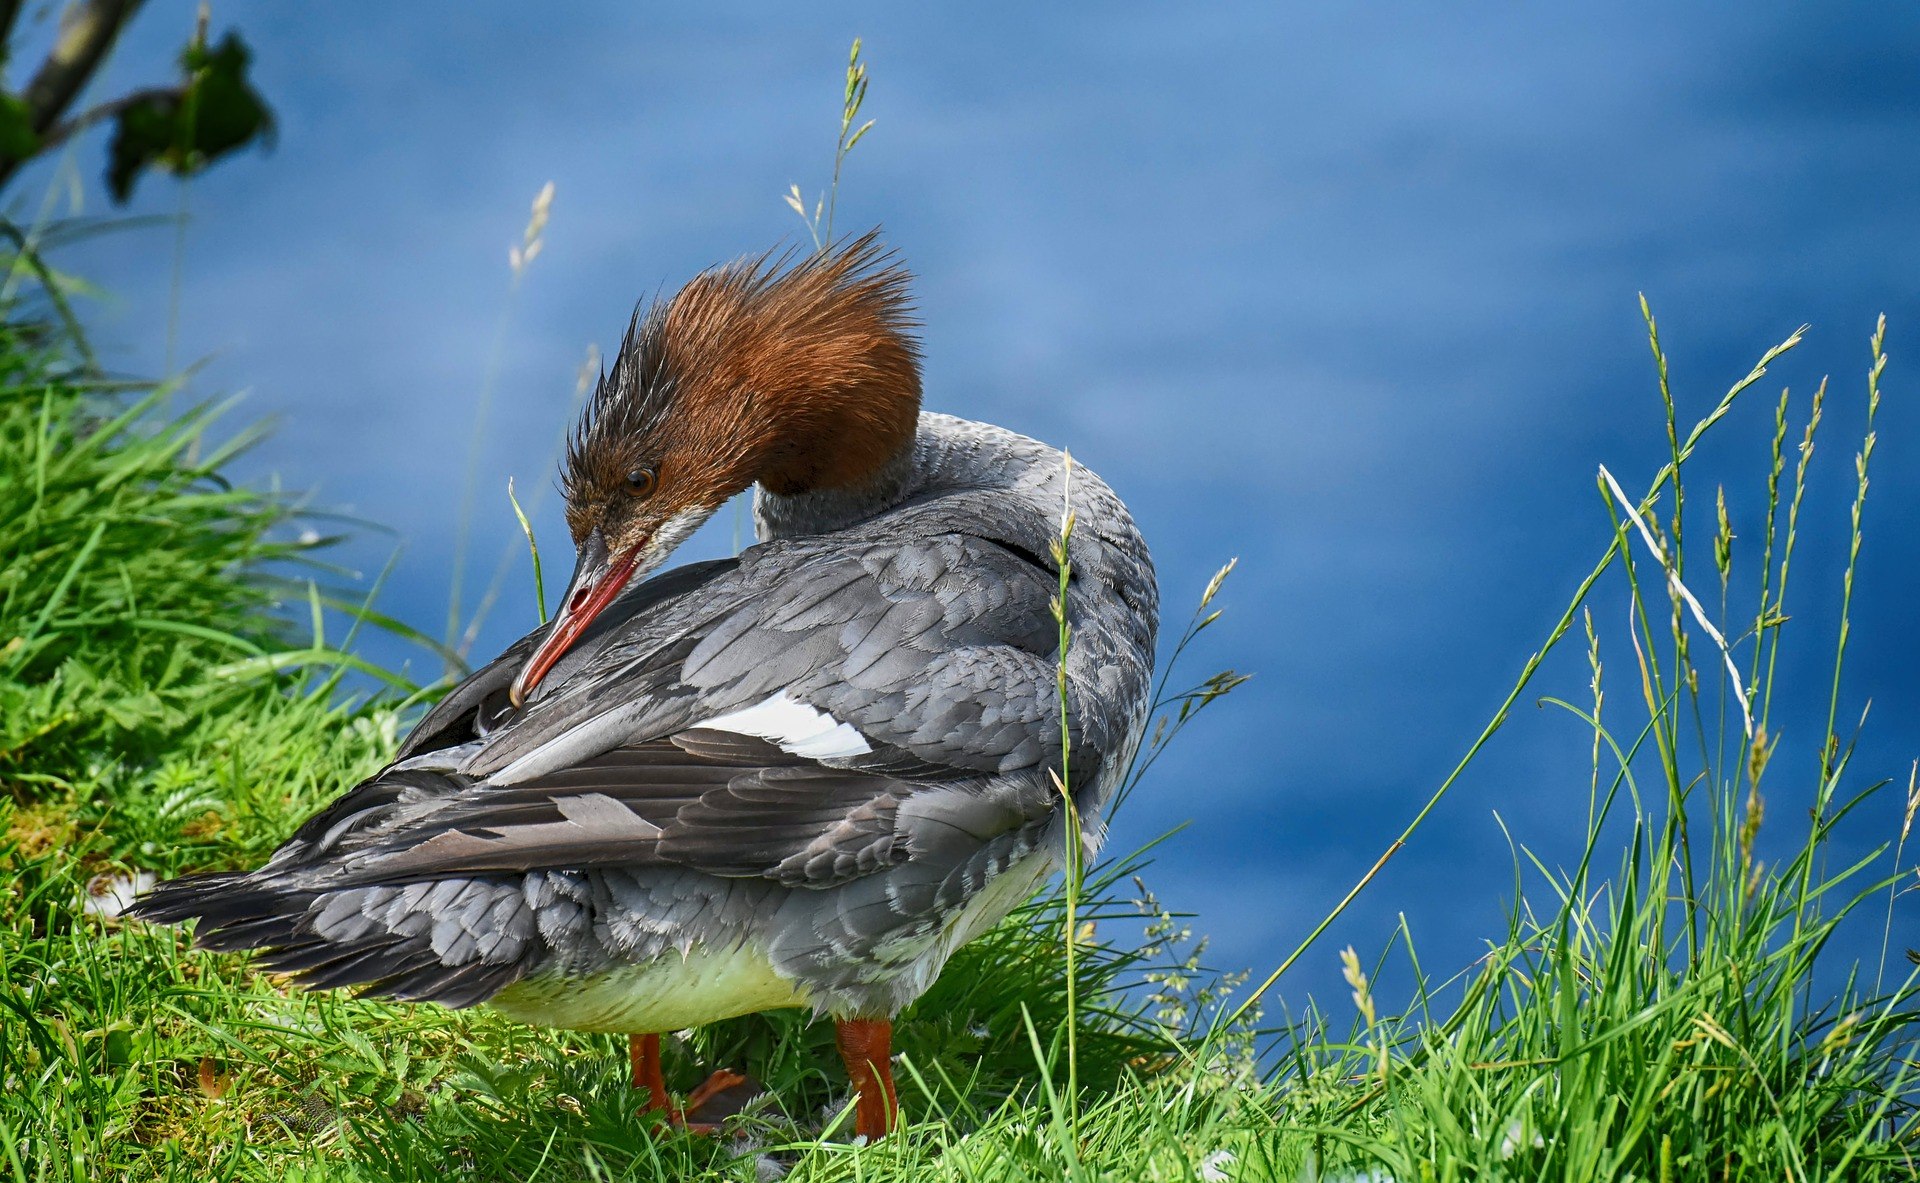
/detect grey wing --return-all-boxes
[328,533,1079,891]
[260,556,743,870]
[313,729,1049,891]
[681,535,1074,776]
[471,533,1085,785]
[395,556,742,763]
[392,628,542,763]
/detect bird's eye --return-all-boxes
[625,467,657,498]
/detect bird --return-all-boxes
[132,233,1159,1141]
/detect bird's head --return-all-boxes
[509,233,921,706]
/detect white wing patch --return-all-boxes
[695,692,874,759]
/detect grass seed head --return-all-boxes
[1339,946,1375,1028]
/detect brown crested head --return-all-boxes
[559,230,921,559]
[510,233,921,706]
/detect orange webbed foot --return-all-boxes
[680,1069,762,1133]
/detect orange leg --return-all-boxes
[630,1033,678,1122]
[834,1017,900,1140]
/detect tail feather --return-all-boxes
[191,908,312,954]
[252,933,402,976]
[126,872,251,925]
[297,940,438,993]
[372,956,523,1008]
[128,868,537,1010]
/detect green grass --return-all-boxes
[1,291,1916,1182]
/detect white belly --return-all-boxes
[490,944,812,1033]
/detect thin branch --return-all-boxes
[0,0,27,60]
[34,84,172,153]
[0,0,148,187]
[22,0,146,134]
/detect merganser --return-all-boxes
[133,234,1159,1140]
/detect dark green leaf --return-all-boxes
[0,91,40,160]
[106,30,275,203]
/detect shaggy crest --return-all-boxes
[561,232,921,529]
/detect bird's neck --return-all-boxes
[753,412,1082,543]
[753,438,917,541]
